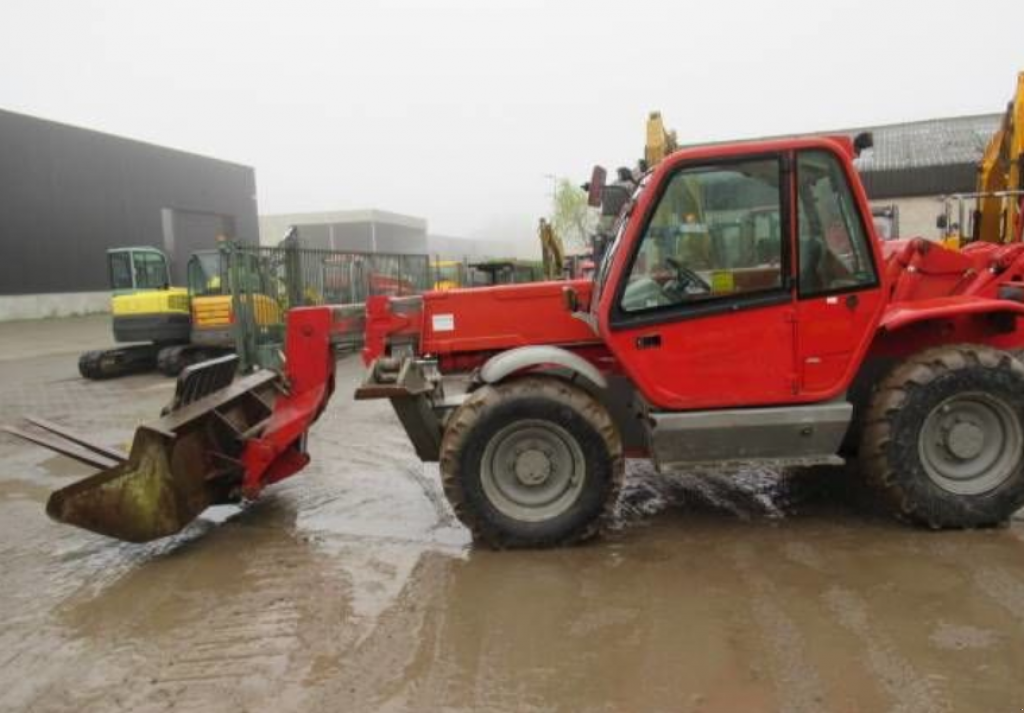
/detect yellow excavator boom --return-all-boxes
[975,71,1024,244]
[538,218,565,280]
[645,111,678,168]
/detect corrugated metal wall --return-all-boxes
[0,108,258,294]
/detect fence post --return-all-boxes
[227,241,253,373]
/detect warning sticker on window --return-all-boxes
[432,313,455,332]
[711,271,734,294]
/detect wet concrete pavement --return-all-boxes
[2,317,1024,712]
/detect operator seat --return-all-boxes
[799,235,825,293]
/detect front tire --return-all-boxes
[860,345,1024,528]
[440,376,623,548]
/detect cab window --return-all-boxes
[620,158,784,314]
[188,252,223,296]
[796,150,877,296]
[134,252,169,290]
[108,251,133,291]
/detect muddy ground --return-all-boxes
[1,316,1024,713]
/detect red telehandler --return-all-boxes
[12,133,1024,547]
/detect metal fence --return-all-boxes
[224,242,430,371]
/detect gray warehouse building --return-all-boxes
[711,113,1002,239]
[260,209,532,260]
[259,210,428,253]
[853,114,1001,239]
[0,108,258,320]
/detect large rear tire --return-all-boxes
[860,344,1024,528]
[440,376,623,548]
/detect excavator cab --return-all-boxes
[105,248,190,345]
[108,247,172,294]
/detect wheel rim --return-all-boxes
[480,419,587,522]
[918,392,1023,495]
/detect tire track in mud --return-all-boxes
[926,534,1024,632]
[741,532,954,713]
[729,543,827,713]
[820,587,950,713]
[304,553,459,711]
[104,535,318,712]
[778,535,955,713]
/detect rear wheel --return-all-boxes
[860,345,1024,528]
[440,376,623,548]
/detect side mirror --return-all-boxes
[936,214,948,230]
[562,285,579,313]
[587,165,607,208]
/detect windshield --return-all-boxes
[188,252,224,296]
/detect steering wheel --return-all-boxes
[665,257,712,293]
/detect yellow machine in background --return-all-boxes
[79,247,192,379]
[645,111,679,168]
[975,71,1024,245]
[538,218,565,280]
[176,249,281,374]
[937,72,1023,248]
[81,244,281,379]
[432,259,465,290]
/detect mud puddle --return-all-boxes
[2,350,1024,712]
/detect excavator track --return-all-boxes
[78,345,160,380]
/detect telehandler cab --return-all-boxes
[12,134,1024,547]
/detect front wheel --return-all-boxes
[440,377,623,548]
[860,345,1024,528]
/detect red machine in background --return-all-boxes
[13,133,1024,548]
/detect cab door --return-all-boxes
[792,149,884,398]
[602,154,799,411]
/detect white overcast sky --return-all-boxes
[1,0,1022,245]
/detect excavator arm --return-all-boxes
[538,217,565,280]
[975,72,1024,244]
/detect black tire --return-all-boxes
[860,344,1024,528]
[440,376,624,548]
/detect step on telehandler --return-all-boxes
[11,132,1024,547]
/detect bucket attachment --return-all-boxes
[6,307,339,543]
[7,357,280,542]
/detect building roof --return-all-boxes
[258,209,427,245]
[0,106,254,171]
[855,114,1000,171]
[854,113,1001,199]
[688,113,1002,199]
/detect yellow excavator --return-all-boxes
[938,72,1023,247]
[974,71,1024,244]
[78,247,192,379]
[541,112,674,280]
[538,217,564,279]
[180,248,281,373]
[644,110,679,168]
[81,244,280,379]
